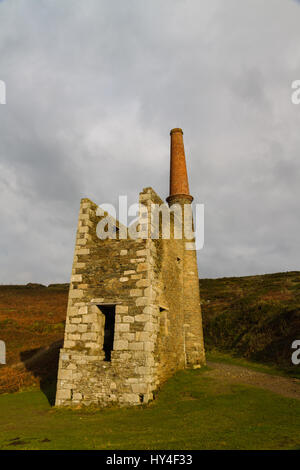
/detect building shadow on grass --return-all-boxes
[20,339,63,406]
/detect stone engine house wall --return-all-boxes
[56,187,205,407]
[56,128,205,406]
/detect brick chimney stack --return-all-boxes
[166,128,206,368]
[166,128,193,206]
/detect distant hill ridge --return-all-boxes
[0,283,69,289]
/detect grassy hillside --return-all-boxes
[0,271,299,395]
[200,271,300,375]
[0,275,298,450]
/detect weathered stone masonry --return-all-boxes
[55,128,205,407]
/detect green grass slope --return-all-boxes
[0,368,299,450]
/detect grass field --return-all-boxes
[0,368,299,450]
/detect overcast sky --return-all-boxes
[0,0,300,284]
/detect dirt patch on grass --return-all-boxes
[206,361,300,399]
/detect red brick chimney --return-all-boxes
[166,128,206,367]
[166,128,193,206]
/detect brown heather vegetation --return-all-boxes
[0,271,299,395]
[0,284,68,394]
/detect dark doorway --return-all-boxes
[98,305,116,361]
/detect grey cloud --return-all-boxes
[0,0,299,283]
